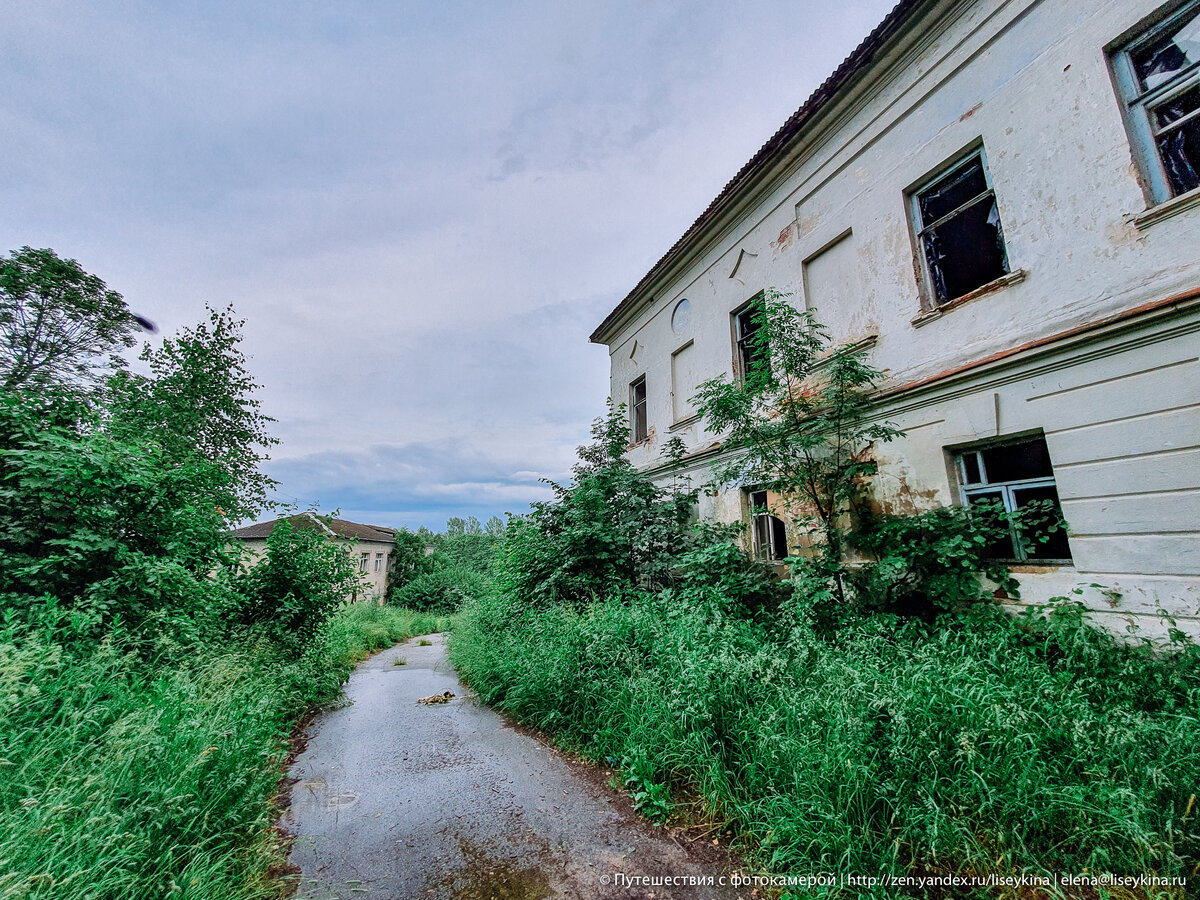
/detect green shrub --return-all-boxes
[391,567,487,612]
[0,391,235,645]
[494,403,697,608]
[229,519,360,648]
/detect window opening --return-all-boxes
[631,376,648,443]
[1112,3,1200,200]
[734,297,767,378]
[748,489,788,562]
[955,435,1072,562]
[913,151,1009,304]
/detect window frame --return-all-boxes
[747,489,788,563]
[731,293,766,380]
[1109,0,1200,205]
[630,375,648,443]
[909,146,1010,308]
[374,552,384,573]
[953,435,1072,565]
[359,551,370,573]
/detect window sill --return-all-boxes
[911,269,1027,328]
[668,413,701,432]
[1008,561,1074,572]
[811,333,878,369]
[1131,186,1200,230]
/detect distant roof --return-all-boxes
[590,0,926,344]
[233,513,397,543]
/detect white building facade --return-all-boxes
[592,0,1200,635]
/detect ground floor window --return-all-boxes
[954,434,1072,562]
[748,489,788,562]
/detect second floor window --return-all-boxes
[359,552,370,572]
[630,376,647,443]
[1110,1,1200,203]
[374,553,384,572]
[912,149,1009,305]
[733,297,767,379]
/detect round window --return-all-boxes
[671,298,691,335]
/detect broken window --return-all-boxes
[374,552,384,572]
[1111,2,1200,201]
[630,376,647,443]
[748,489,788,562]
[913,151,1009,305]
[955,435,1072,562]
[359,552,370,572]
[733,296,767,379]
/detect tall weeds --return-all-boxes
[451,590,1200,894]
[0,605,447,900]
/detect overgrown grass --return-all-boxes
[451,590,1200,897]
[0,604,447,900]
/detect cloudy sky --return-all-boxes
[2,0,895,530]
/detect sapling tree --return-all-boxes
[693,289,900,603]
[693,290,1061,617]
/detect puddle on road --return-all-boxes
[435,837,552,900]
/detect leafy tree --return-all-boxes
[437,532,496,574]
[484,515,506,538]
[694,289,1052,618]
[0,247,150,396]
[445,517,466,537]
[0,390,233,641]
[386,529,436,598]
[694,289,900,603]
[495,402,698,606]
[108,305,277,522]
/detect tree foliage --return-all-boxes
[494,402,698,606]
[387,528,436,596]
[108,305,278,521]
[0,247,149,396]
[695,290,900,566]
[229,519,360,647]
[694,289,1037,618]
[0,391,233,642]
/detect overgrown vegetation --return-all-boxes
[386,515,506,611]
[454,592,1200,896]
[452,289,1200,895]
[0,249,446,899]
[0,604,448,900]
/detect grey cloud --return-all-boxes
[2,0,898,530]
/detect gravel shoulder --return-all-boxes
[282,631,740,900]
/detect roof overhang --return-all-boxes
[589,0,937,347]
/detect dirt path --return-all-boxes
[282,632,740,900]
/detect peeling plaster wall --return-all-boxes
[602,0,1200,634]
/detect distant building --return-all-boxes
[592,0,1200,636]
[233,513,396,604]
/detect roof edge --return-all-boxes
[590,0,930,346]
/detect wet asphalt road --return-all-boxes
[283,632,739,900]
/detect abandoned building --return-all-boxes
[591,0,1200,635]
[233,513,396,604]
